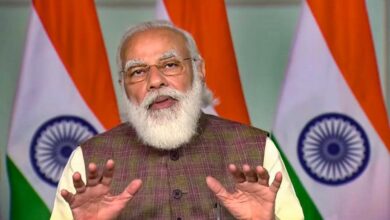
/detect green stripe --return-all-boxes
[6,156,50,220]
[270,133,323,220]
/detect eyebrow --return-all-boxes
[124,50,180,71]
[159,50,179,60]
[124,59,145,71]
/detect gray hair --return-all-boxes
[116,20,201,72]
[117,20,215,108]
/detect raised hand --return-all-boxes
[206,164,282,220]
[61,159,142,220]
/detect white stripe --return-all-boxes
[273,2,390,219]
[155,0,170,20]
[7,7,104,209]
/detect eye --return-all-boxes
[129,68,147,77]
[163,61,180,69]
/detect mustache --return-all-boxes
[141,87,186,109]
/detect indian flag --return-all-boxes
[155,0,250,124]
[6,0,120,219]
[273,0,390,219]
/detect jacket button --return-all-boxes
[170,150,179,161]
[172,189,182,199]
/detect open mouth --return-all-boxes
[148,95,177,110]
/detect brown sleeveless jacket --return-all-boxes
[81,113,267,219]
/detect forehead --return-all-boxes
[123,28,189,62]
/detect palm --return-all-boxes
[61,160,142,220]
[69,184,126,219]
[206,164,281,220]
[221,182,277,220]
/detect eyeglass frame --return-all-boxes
[120,57,196,84]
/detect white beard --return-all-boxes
[123,77,203,150]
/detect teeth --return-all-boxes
[154,95,170,103]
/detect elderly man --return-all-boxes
[51,21,303,220]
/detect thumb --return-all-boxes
[119,179,143,200]
[206,176,230,201]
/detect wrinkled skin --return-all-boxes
[61,160,142,220]
[62,161,281,220]
[206,164,282,220]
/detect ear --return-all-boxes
[118,69,124,85]
[196,58,206,82]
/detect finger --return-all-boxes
[87,162,100,186]
[119,179,143,200]
[206,176,231,201]
[256,166,270,186]
[72,172,86,193]
[269,172,283,193]
[227,164,246,183]
[61,189,74,204]
[101,159,115,186]
[243,164,258,182]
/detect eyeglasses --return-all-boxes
[121,57,194,84]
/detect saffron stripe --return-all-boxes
[32,0,120,129]
[307,0,390,151]
[163,0,250,124]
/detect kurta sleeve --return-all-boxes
[50,147,86,220]
[263,138,304,220]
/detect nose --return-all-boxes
[146,65,168,91]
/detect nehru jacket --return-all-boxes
[51,113,304,219]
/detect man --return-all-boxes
[51,21,303,220]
